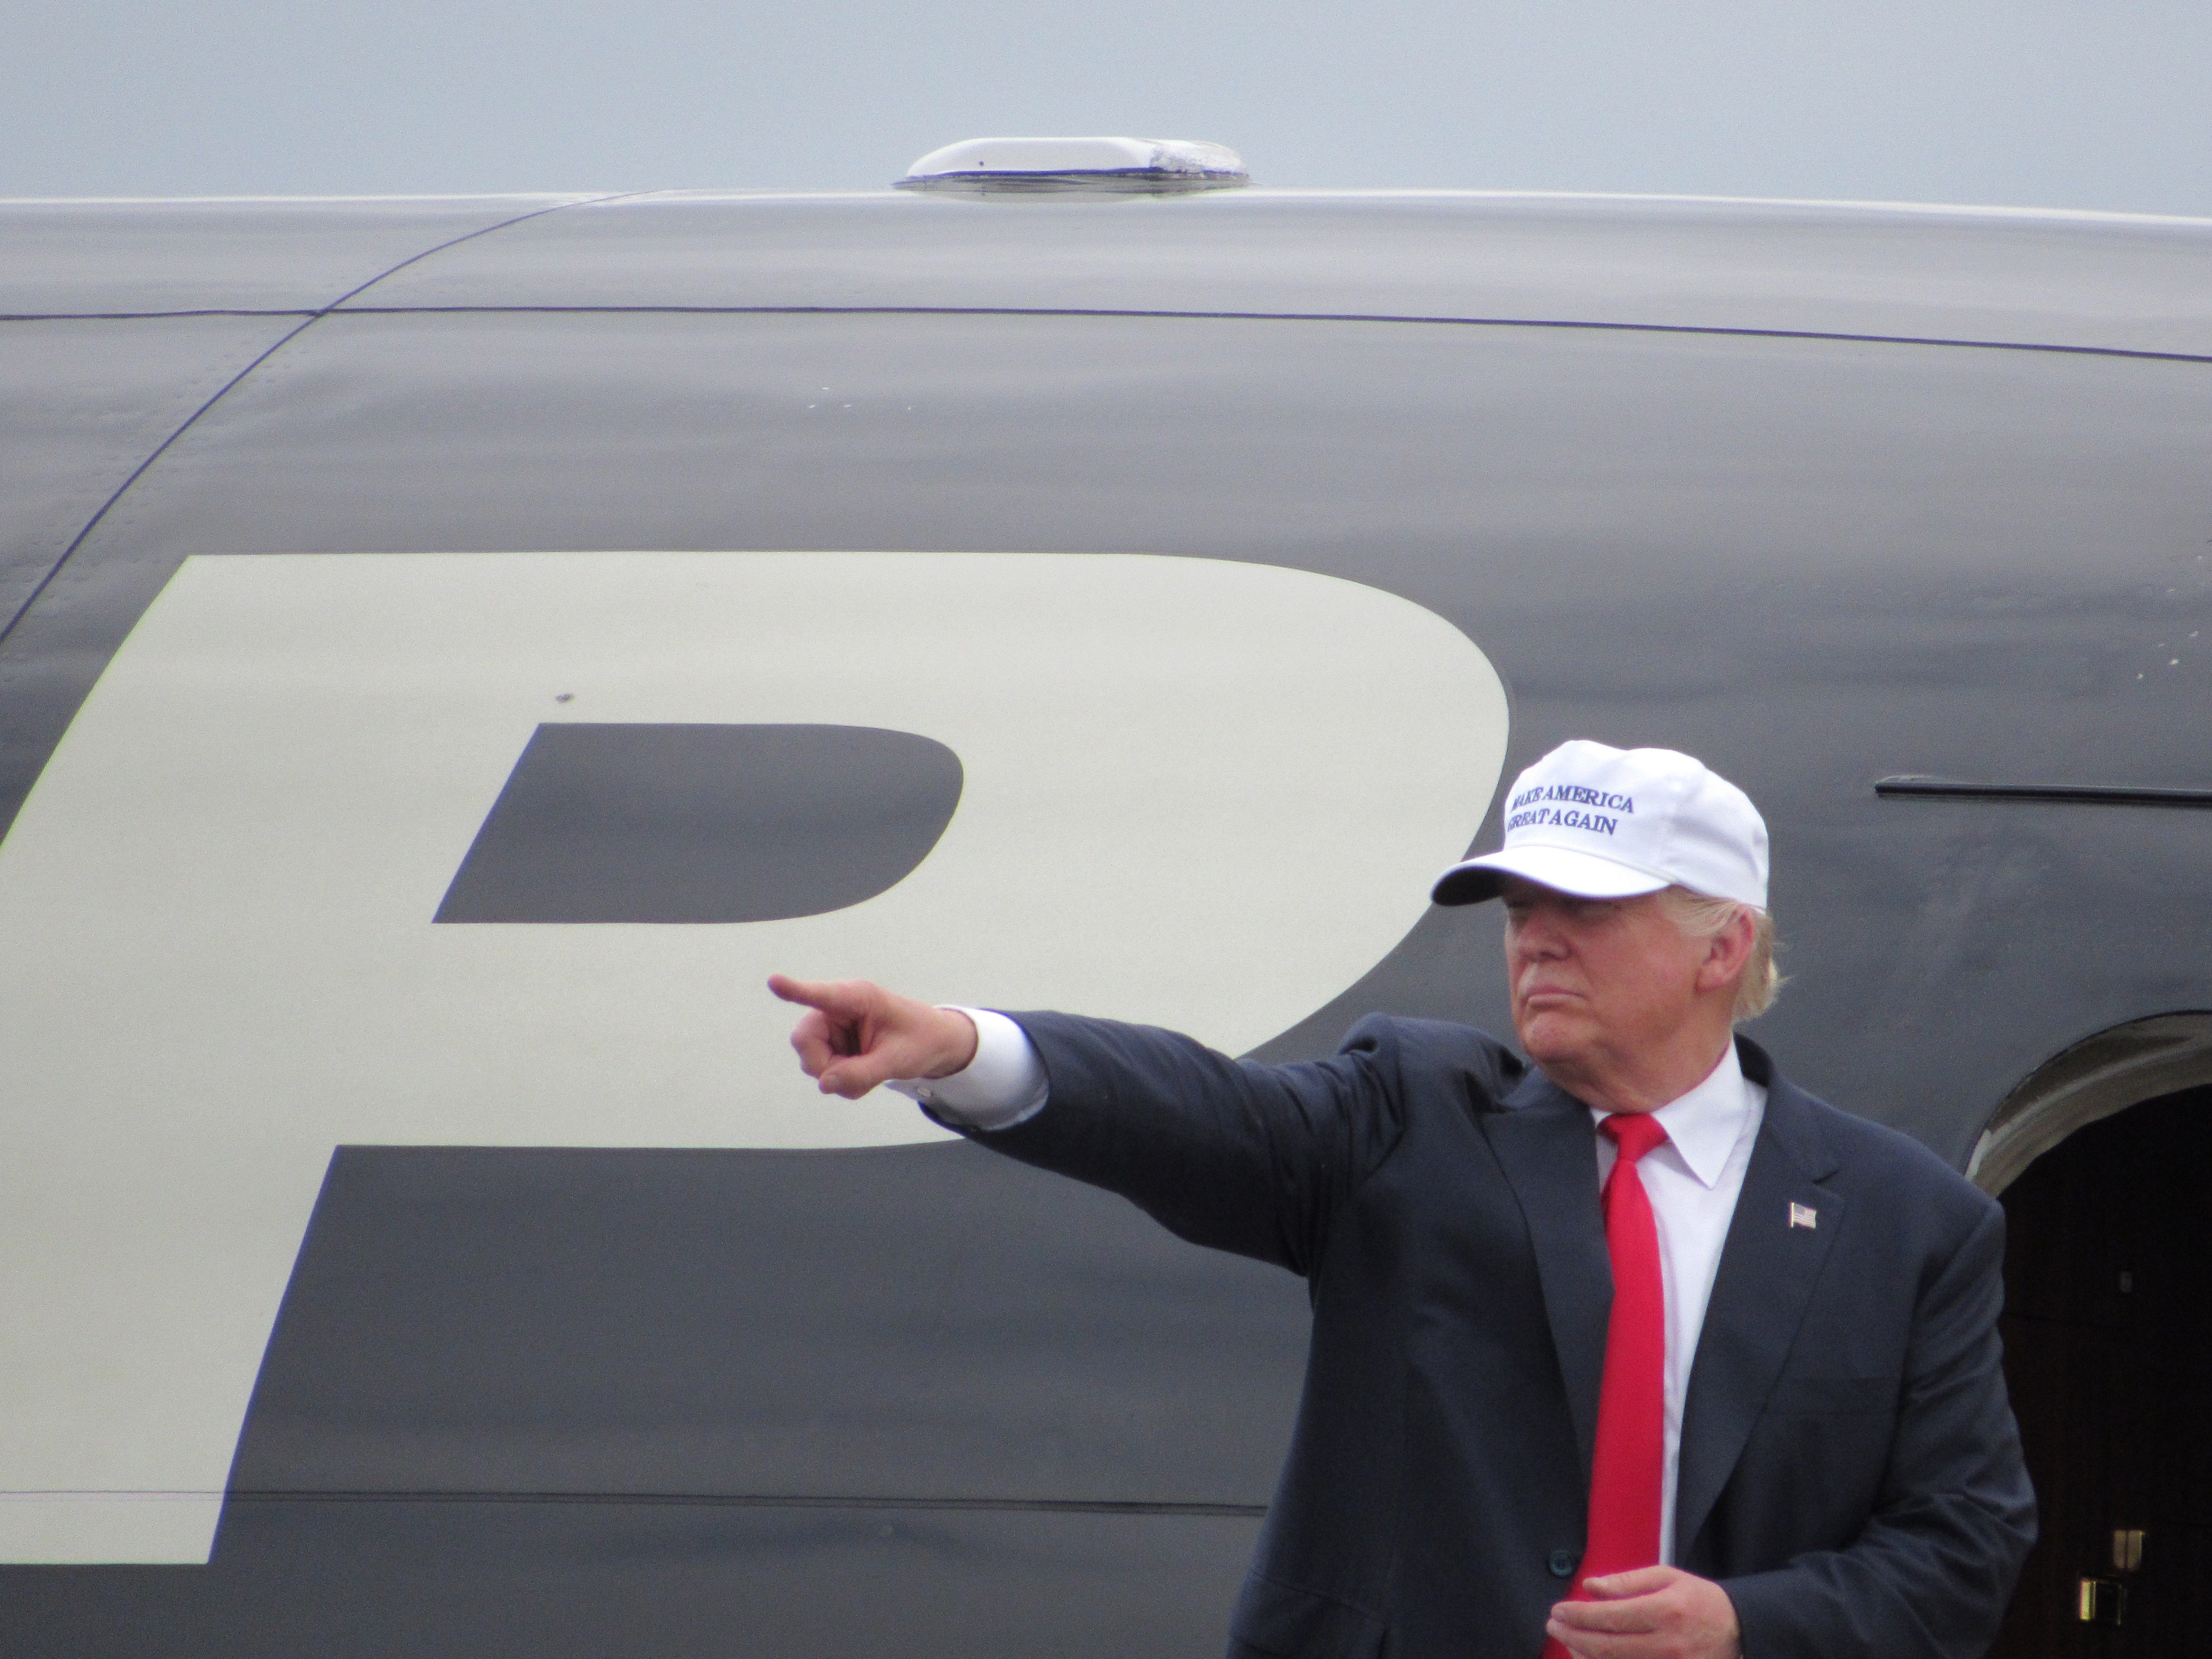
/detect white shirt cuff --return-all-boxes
[888,1007,1049,1130]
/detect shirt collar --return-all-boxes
[1588,1042,1756,1189]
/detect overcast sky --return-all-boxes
[2,1,2207,215]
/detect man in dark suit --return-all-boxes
[771,741,2034,1659]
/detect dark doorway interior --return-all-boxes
[1988,1084,2212,1656]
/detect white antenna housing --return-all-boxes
[896,136,1249,194]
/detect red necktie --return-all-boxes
[1542,1112,1669,1658]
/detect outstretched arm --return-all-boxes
[769,976,1449,1276]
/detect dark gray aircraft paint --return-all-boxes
[436,723,964,923]
[2,189,2210,1655]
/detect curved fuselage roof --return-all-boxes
[9,189,2212,352]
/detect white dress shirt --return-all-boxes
[894,1015,1765,1566]
[888,1008,1049,1127]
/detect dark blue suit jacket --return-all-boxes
[953,1011,2034,1659]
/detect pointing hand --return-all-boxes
[768,975,979,1099]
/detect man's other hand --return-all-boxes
[768,975,980,1099]
[1548,1567,1742,1659]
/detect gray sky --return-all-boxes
[2,0,2207,215]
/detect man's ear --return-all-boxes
[1695,908,1757,994]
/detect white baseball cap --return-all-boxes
[1432,740,1769,909]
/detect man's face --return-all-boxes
[1501,877,1709,1087]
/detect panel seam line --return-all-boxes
[1,1490,1268,1516]
[0,191,655,650]
[5,304,2207,366]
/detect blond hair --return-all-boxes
[1658,887,1783,1022]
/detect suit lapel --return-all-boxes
[1673,1044,1844,1555]
[1482,1073,1611,1483]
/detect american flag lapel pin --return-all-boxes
[1789,1202,1817,1230]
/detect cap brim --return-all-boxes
[1431,844,1672,907]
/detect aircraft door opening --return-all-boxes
[1989,1082,2212,1655]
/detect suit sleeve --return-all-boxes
[1723,1201,2037,1659]
[933,1010,1422,1277]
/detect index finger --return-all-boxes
[1550,1596,1663,1634]
[768,974,860,1014]
[1580,1567,1678,1600]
